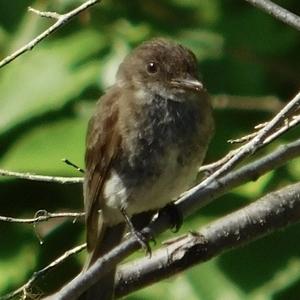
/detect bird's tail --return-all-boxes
[80,223,126,300]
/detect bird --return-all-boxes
[81,38,214,299]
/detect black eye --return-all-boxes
[146,62,158,74]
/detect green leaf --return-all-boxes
[178,30,224,61]
[187,260,246,300]
[0,30,103,136]
[233,171,274,199]
[0,226,38,294]
[0,112,89,175]
[129,273,200,300]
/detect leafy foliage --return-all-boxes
[0,0,299,299]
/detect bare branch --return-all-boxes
[228,131,258,144]
[28,7,61,20]
[199,148,240,175]
[0,210,84,224]
[62,159,85,174]
[0,168,83,184]
[49,138,300,299]
[0,0,101,69]
[0,244,86,300]
[192,91,300,205]
[115,182,300,297]
[263,114,300,144]
[201,111,300,175]
[244,0,300,31]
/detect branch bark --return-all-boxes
[0,211,84,224]
[0,169,83,184]
[244,0,300,31]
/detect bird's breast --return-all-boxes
[102,93,212,223]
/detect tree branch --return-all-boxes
[115,182,300,297]
[48,137,300,299]
[28,7,62,20]
[0,169,83,184]
[200,112,300,175]
[244,0,300,31]
[0,0,101,69]
[0,210,84,224]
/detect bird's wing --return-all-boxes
[84,88,122,251]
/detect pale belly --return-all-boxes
[102,146,205,225]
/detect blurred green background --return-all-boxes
[0,0,300,299]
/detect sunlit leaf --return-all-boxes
[0,30,103,136]
[0,113,89,175]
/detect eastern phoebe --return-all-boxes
[81,38,214,299]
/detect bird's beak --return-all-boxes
[170,78,204,92]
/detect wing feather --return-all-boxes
[84,88,121,251]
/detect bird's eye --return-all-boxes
[146,62,158,74]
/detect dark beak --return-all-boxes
[170,78,204,92]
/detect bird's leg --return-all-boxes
[131,211,157,245]
[158,202,183,233]
[120,208,152,257]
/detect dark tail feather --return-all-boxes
[79,223,126,300]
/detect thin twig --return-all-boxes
[263,114,300,144]
[199,148,239,175]
[28,6,62,20]
[228,132,258,144]
[0,0,101,68]
[62,158,85,174]
[0,244,86,300]
[0,168,83,183]
[28,7,61,20]
[0,211,85,224]
[199,94,300,175]
[255,122,268,129]
[244,0,300,31]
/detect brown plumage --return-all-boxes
[81,38,214,299]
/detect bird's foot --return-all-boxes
[131,229,152,257]
[120,209,152,257]
[158,202,183,233]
